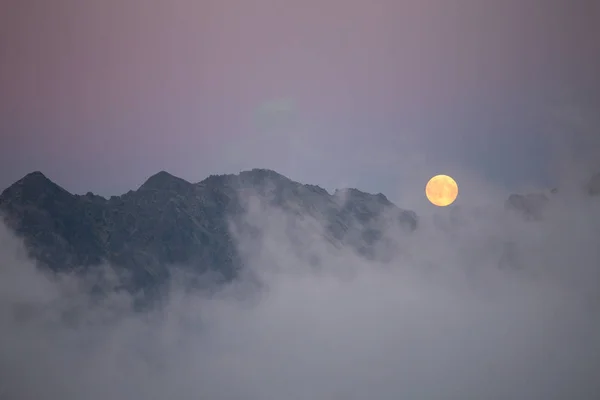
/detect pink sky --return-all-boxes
[1,0,599,201]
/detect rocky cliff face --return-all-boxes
[0,169,418,289]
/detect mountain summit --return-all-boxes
[139,171,194,192]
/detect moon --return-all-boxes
[425,175,459,207]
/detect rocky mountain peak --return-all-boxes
[20,170,48,183]
[333,188,391,207]
[138,171,193,192]
[6,171,54,191]
[237,168,291,186]
[0,171,72,205]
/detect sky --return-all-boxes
[1,0,600,201]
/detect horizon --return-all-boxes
[2,0,600,199]
[0,166,572,206]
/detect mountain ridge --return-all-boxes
[0,168,418,290]
[2,168,599,292]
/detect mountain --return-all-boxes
[505,172,600,220]
[0,169,418,290]
[3,168,598,293]
[505,192,550,221]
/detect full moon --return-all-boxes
[425,175,459,207]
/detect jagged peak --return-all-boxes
[197,169,305,192]
[375,192,392,205]
[139,171,192,192]
[19,171,52,185]
[238,168,291,182]
[303,184,329,196]
[1,171,72,201]
[197,173,236,187]
[10,171,64,192]
[334,187,375,199]
[332,188,394,210]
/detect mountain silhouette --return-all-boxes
[0,169,418,291]
[2,168,599,293]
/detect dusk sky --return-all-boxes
[1,0,599,205]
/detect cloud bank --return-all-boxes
[1,175,600,399]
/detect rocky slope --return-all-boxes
[0,169,418,289]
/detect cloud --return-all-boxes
[1,173,600,399]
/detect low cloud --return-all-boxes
[1,174,600,400]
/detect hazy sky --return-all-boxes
[1,0,599,198]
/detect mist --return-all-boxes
[1,171,600,399]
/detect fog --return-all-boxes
[1,171,600,399]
